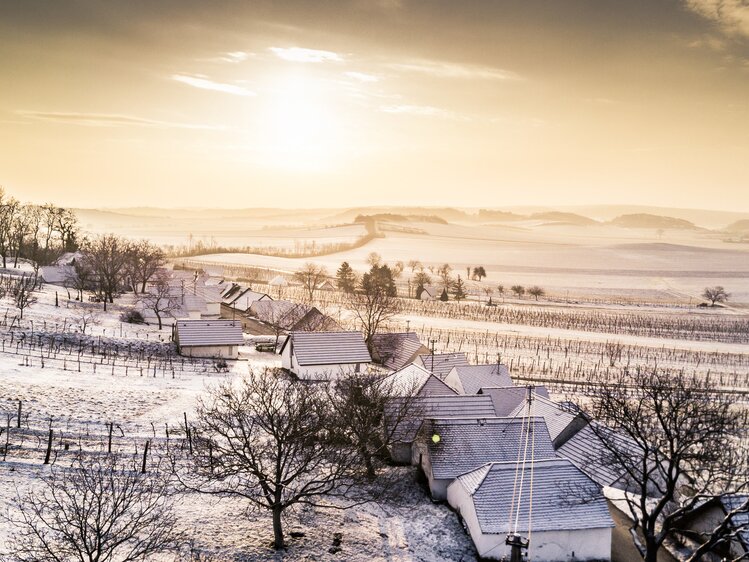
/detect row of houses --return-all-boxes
[275,330,615,560]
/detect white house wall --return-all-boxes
[181,345,237,359]
[447,482,612,561]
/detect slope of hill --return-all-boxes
[530,212,598,226]
[610,214,698,230]
[725,220,749,233]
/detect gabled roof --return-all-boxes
[422,417,556,480]
[478,386,550,416]
[231,289,272,311]
[382,364,457,397]
[268,275,289,287]
[452,458,614,534]
[385,395,496,443]
[556,423,628,488]
[416,353,470,378]
[280,331,371,366]
[446,364,512,394]
[175,320,243,347]
[509,395,578,441]
[370,332,429,371]
[250,300,312,327]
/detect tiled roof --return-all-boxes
[370,332,428,371]
[424,417,556,480]
[250,300,311,328]
[385,395,495,443]
[382,364,456,397]
[453,458,614,534]
[447,364,512,394]
[416,353,470,378]
[509,395,578,441]
[232,290,272,311]
[478,386,550,416]
[176,320,243,347]
[556,423,625,487]
[281,331,371,366]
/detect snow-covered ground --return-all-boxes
[0,284,476,561]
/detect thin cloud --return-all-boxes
[18,111,225,130]
[685,0,749,38]
[389,59,520,81]
[344,71,380,83]
[171,74,256,96]
[269,47,343,63]
[380,104,465,120]
[221,51,250,63]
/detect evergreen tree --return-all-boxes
[440,288,448,301]
[452,275,467,302]
[336,261,357,293]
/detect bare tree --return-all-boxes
[3,455,181,562]
[0,189,20,269]
[413,271,431,299]
[366,252,382,267]
[181,370,359,550]
[126,240,166,294]
[347,264,402,353]
[472,266,487,281]
[437,263,453,289]
[703,286,729,306]
[13,274,37,319]
[511,284,525,298]
[74,307,101,335]
[407,259,422,274]
[528,285,545,300]
[585,368,749,562]
[137,271,181,330]
[293,262,328,302]
[81,234,130,305]
[327,372,418,480]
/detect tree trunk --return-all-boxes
[272,505,285,549]
[156,312,162,330]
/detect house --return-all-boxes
[478,386,550,416]
[316,279,336,291]
[280,331,371,380]
[674,495,749,561]
[416,352,470,379]
[249,300,340,333]
[412,416,556,500]
[384,394,496,464]
[443,364,513,394]
[556,422,630,489]
[509,394,588,447]
[38,251,83,285]
[381,363,457,398]
[174,319,243,359]
[369,332,430,371]
[447,458,614,561]
[418,285,442,300]
[227,288,273,313]
[268,275,289,287]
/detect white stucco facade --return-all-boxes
[280,343,364,380]
[447,481,612,561]
[180,344,238,359]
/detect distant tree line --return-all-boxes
[0,187,79,271]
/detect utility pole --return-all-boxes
[505,534,528,562]
[430,338,436,372]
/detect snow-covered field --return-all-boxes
[0,285,476,561]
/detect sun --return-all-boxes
[257,70,344,172]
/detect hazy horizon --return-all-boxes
[2,1,748,211]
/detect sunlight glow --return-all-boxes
[256,71,344,171]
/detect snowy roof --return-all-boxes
[370,332,428,371]
[231,289,272,311]
[446,364,512,395]
[423,417,556,480]
[175,320,243,347]
[478,386,550,416]
[268,275,289,286]
[452,458,614,534]
[416,353,470,378]
[39,265,74,284]
[280,331,371,366]
[509,395,578,441]
[250,300,311,326]
[385,395,496,443]
[556,423,627,488]
[382,364,457,397]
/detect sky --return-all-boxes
[1,0,748,211]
